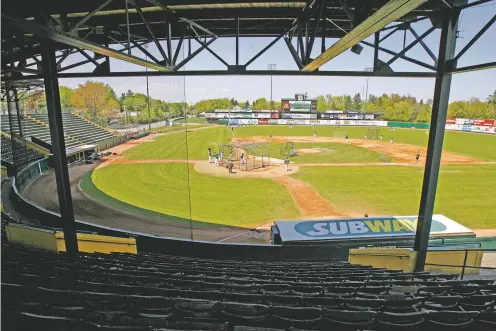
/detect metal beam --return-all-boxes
[174,37,217,70]
[384,22,438,67]
[166,18,173,66]
[303,0,428,71]
[129,37,161,64]
[451,61,496,74]
[379,25,401,42]
[14,90,24,137]
[236,17,240,66]
[245,20,299,67]
[414,9,460,272]
[361,40,436,71]
[194,37,229,67]
[338,0,355,28]
[305,0,325,62]
[41,40,79,255]
[373,32,380,71]
[144,0,217,38]
[69,0,114,33]
[459,0,494,9]
[172,31,185,65]
[77,48,100,66]
[10,70,436,80]
[284,37,304,69]
[3,14,169,71]
[455,14,496,60]
[133,2,169,63]
[408,25,438,63]
[380,16,429,31]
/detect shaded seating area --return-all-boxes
[1,134,43,169]
[2,244,495,330]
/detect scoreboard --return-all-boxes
[281,95,317,112]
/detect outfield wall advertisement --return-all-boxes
[275,214,473,243]
[445,118,496,134]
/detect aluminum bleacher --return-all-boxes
[29,112,116,145]
[1,114,81,149]
[2,244,495,331]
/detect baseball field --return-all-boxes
[84,125,496,231]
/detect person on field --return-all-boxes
[284,157,290,171]
[380,135,383,140]
[214,153,219,166]
[228,159,234,173]
[345,134,349,143]
[416,150,420,163]
[219,151,223,163]
[208,148,212,163]
[390,137,394,144]
[240,152,245,164]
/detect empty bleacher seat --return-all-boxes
[2,244,495,331]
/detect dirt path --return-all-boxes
[235,136,482,164]
[273,176,347,219]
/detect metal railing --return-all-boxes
[424,248,496,280]
[350,248,496,279]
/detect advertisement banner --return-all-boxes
[282,113,317,119]
[239,119,258,125]
[268,119,278,125]
[462,125,472,132]
[325,110,344,114]
[274,214,472,242]
[456,118,472,125]
[252,113,271,118]
[472,119,495,127]
[205,113,216,118]
[446,118,456,124]
[258,119,268,125]
[364,114,375,120]
[321,114,339,119]
[271,112,280,119]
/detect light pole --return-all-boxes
[145,44,151,131]
[364,67,373,111]
[267,64,277,112]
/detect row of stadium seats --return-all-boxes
[1,114,81,148]
[0,135,43,167]
[30,112,116,145]
[2,245,495,330]
[1,112,117,150]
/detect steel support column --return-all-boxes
[413,9,460,272]
[41,41,79,255]
[236,17,240,66]
[373,32,380,71]
[14,89,24,137]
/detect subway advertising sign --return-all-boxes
[274,215,472,242]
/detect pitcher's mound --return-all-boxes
[194,160,300,178]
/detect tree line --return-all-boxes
[14,81,496,124]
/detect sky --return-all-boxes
[59,3,496,105]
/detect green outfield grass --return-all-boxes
[124,126,230,160]
[294,164,496,228]
[91,163,300,227]
[235,125,496,161]
[263,142,389,163]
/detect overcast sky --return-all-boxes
[59,3,496,104]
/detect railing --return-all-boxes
[424,248,496,280]
[350,248,496,279]
[14,157,51,192]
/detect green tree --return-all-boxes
[344,95,352,110]
[317,95,326,112]
[416,105,432,123]
[352,93,362,110]
[59,86,74,111]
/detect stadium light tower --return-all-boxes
[267,64,277,112]
[364,67,373,111]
